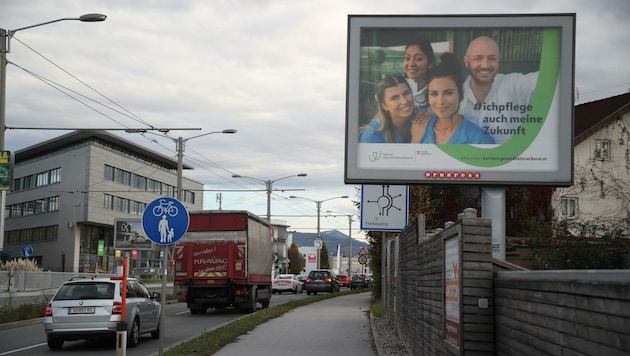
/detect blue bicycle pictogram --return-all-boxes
[152,199,179,217]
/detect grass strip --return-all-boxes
[165,288,369,355]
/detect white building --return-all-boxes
[552,93,630,236]
[4,130,203,272]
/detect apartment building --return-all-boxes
[4,130,203,272]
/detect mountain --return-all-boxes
[290,229,370,257]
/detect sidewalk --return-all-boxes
[213,292,377,356]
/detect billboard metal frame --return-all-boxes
[345,14,575,186]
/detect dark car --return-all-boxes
[336,274,350,288]
[305,270,340,295]
[350,274,370,290]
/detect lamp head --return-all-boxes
[79,13,107,22]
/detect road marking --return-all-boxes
[0,343,47,355]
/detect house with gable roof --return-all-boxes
[552,92,630,236]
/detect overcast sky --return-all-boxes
[1,0,628,239]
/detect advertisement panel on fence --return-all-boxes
[345,14,575,185]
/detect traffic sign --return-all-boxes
[142,197,190,245]
[21,245,33,257]
[314,237,322,249]
[358,255,368,265]
[358,247,368,256]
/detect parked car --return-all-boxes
[44,276,161,350]
[336,274,350,288]
[272,274,303,294]
[350,274,370,289]
[296,274,308,286]
[305,269,340,295]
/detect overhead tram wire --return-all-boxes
[9,37,240,183]
[11,36,153,127]
[8,36,288,201]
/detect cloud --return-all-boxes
[1,0,628,234]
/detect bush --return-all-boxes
[1,258,43,272]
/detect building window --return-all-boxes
[12,168,61,191]
[593,139,611,160]
[132,174,147,190]
[50,168,61,184]
[104,194,114,210]
[36,172,49,187]
[131,201,146,215]
[116,169,131,186]
[115,197,130,213]
[560,197,578,218]
[104,165,115,181]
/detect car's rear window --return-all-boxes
[309,271,330,279]
[54,282,115,300]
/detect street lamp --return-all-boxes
[174,129,237,201]
[0,13,107,249]
[232,173,307,222]
[327,211,357,275]
[290,195,348,268]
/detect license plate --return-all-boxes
[69,306,95,314]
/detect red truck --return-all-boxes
[174,210,273,314]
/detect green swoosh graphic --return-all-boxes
[438,28,561,167]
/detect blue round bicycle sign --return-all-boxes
[142,197,189,245]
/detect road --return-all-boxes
[0,291,309,356]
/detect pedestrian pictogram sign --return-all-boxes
[142,197,189,245]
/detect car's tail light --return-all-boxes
[306,278,313,283]
[112,301,123,315]
[44,303,52,317]
[324,278,332,283]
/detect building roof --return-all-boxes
[14,130,192,170]
[574,92,630,145]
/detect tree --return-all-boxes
[319,242,330,269]
[287,243,305,275]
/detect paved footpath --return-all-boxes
[214,292,376,356]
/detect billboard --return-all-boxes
[345,14,575,185]
[114,218,153,251]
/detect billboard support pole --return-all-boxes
[481,186,506,261]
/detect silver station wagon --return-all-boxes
[44,276,161,350]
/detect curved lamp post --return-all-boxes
[0,13,107,249]
[290,195,348,268]
[232,173,307,222]
[175,129,237,201]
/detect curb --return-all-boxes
[0,317,43,331]
[370,312,386,356]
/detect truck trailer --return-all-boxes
[174,210,273,313]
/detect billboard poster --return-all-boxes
[345,14,575,185]
[444,234,461,349]
[114,218,153,251]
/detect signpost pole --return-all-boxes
[142,196,189,356]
